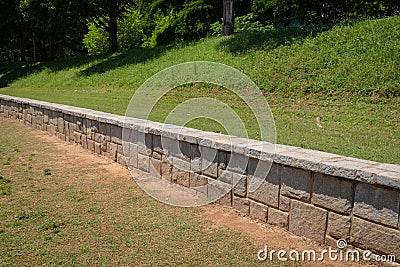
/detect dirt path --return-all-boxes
[0,117,376,266]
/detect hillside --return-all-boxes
[0,16,399,164]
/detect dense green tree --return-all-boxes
[86,0,136,53]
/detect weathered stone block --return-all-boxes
[289,200,327,244]
[127,143,138,168]
[327,212,351,240]
[94,142,101,154]
[172,157,190,171]
[100,139,108,153]
[354,182,399,228]
[110,125,122,144]
[217,190,232,207]
[200,146,218,178]
[279,195,291,212]
[233,196,250,215]
[87,139,95,153]
[188,172,208,195]
[268,208,288,229]
[161,156,173,182]
[189,172,208,187]
[351,217,400,260]
[250,201,268,222]
[179,141,191,160]
[281,166,311,202]
[312,173,353,214]
[81,135,88,149]
[190,144,201,173]
[152,151,162,160]
[152,134,163,154]
[150,158,162,178]
[217,150,229,175]
[248,160,280,208]
[219,170,247,197]
[74,132,82,145]
[172,166,190,187]
[138,154,150,172]
[56,132,63,141]
[227,152,248,174]
[109,142,118,161]
[138,132,152,155]
[207,179,231,205]
[117,154,127,167]
[99,122,110,136]
[94,133,102,143]
[57,117,64,133]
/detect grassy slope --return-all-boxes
[0,16,399,164]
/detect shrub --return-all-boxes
[83,22,108,56]
[211,13,272,36]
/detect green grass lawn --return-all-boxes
[1,117,292,266]
[0,16,399,164]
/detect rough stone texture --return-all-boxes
[250,201,268,222]
[354,182,399,228]
[110,125,122,144]
[217,191,232,207]
[179,141,191,161]
[109,143,118,162]
[207,179,231,205]
[172,166,190,187]
[190,144,202,173]
[219,170,246,197]
[152,134,163,154]
[200,146,218,178]
[233,196,250,215]
[351,217,400,261]
[127,143,138,168]
[248,160,280,208]
[189,172,208,187]
[289,200,327,244]
[268,208,288,229]
[161,156,173,182]
[87,139,95,153]
[327,212,351,240]
[227,152,248,174]
[218,150,228,170]
[281,166,312,202]
[152,151,162,160]
[137,154,150,173]
[117,154,127,167]
[279,195,291,212]
[312,173,353,214]
[138,132,152,155]
[150,158,162,178]
[94,142,101,155]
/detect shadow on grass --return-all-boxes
[80,46,170,76]
[0,45,170,87]
[216,25,332,54]
[0,56,101,88]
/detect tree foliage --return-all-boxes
[0,0,399,61]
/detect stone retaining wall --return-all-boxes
[1,94,399,263]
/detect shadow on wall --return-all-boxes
[216,24,332,54]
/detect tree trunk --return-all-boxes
[108,2,118,54]
[222,0,234,36]
[18,30,26,62]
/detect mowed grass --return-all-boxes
[0,117,289,266]
[0,16,399,164]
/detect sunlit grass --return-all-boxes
[0,16,399,164]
